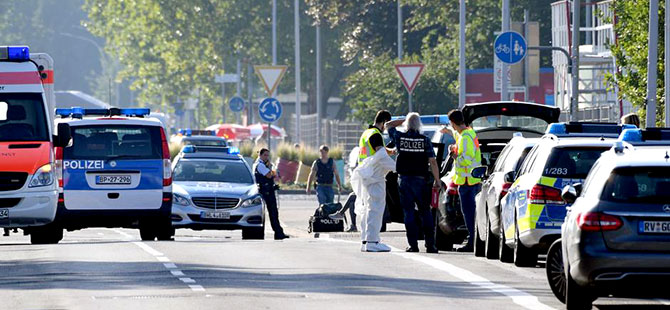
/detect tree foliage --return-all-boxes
[609,0,666,126]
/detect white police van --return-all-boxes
[50,107,173,243]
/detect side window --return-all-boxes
[513,147,533,174]
[532,145,554,175]
[493,146,511,172]
[581,162,601,197]
[518,145,539,176]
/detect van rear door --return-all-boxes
[62,125,163,210]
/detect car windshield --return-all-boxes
[471,115,549,133]
[65,125,162,160]
[184,139,227,147]
[173,160,253,184]
[602,167,670,203]
[0,93,49,142]
[542,147,609,179]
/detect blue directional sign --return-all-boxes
[229,96,245,113]
[259,97,282,123]
[494,31,527,65]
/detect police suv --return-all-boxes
[50,107,173,243]
[545,128,670,308]
[500,122,634,267]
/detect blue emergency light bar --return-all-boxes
[546,122,636,138]
[390,114,450,125]
[181,145,240,155]
[55,107,151,118]
[618,128,670,145]
[0,46,30,61]
[177,128,216,136]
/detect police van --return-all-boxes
[0,46,72,244]
[51,107,172,243]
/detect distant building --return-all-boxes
[465,68,555,105]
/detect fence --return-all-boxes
[287,113,364,153]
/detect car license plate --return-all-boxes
[96,175,131,185]
[0,209,7,219]
[201,211,230,219]
[639,221,670,234]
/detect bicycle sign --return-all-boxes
[494,31,526,65]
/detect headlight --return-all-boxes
[240,195,263,208]
[173,193,190,206]
[29,164,54,188]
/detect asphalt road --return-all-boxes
[1,195,669,310]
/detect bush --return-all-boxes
[276,142,299,162]
[298,146,320,165]
[169,142,182,160]
[239,141,254,158]
[329,146,344,160]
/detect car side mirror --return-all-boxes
[471,166,487,179]
[54,123,71,148]
[561,184,580,204]
[504,171,515,184]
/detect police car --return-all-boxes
[171,129,228,148]
[52,107,173,243]
[499,122,635,266]
[545,128,670,308]
[171,145,265,239]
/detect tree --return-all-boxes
[609,0,666,126]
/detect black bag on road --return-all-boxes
[308,193,344,233]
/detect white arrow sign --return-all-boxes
[395,64,425,94]
[254,65,288,96]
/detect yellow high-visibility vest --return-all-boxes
[358,127,382,164]
[452,128,482,185]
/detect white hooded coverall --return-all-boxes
[351,148,396,243]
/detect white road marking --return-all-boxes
[133,241,164,257]
[164,263,178,269]
[180,278,196,283]
[321,238,556,310]
[189,285,206,292]
[156,256,170,262]
[171,270,185,276]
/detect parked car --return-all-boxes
[432,101,561,251]
[473,134,539,258]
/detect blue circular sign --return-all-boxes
[229,96,245,112]
[258,97,282,123]
[494,31,527,65]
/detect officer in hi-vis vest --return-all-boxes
[386,113,440,253]
[441,109,482,252]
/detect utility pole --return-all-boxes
[316,21,322,147]
[523,9,530,102]
[397,0,403,60]
[247,61,253,126]
[501,0,510,101]
[459,0,466,108]
[646,0,659,128]
[294,0,302,144]
[570,0,580,121]
[236,58,241,125]
[666,0,670,126]
[270,0,277,148]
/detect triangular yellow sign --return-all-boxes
[254,65,288,96]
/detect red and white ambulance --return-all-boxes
[0,46,71,244]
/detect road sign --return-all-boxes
[215,73,239,83]
[254,65,288,96]
[229,96,245,113]
[494,56,526,93]
[259,97,282,123]
[494,31,527,65]
[395,64,425,94]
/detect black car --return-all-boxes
[433,101,561,251]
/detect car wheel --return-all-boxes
[565,263,593,310]
[139,220,157,241]
[473,211,485,257]
[546,239,566,304]
[485,213,499,259]
[30,224,63,244]
[514,220,538,267]
[156,219,175,241]
[242,226,265,240]
[499,222,513,263]
[434,208,453,251]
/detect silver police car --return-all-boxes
[171,145,265,239]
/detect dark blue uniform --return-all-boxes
[388,127,437,251]
[253,159,286,239]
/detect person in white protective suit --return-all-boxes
[351,110,395,252]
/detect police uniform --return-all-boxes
[253,159,286,239]
[388,126,437,251]
[453,127,482,248]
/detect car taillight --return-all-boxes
[500,182,512,198]
[577,212,623,232]
[160,128,172,186]
[55,147,63,188]
[447,181,458,195]
[529,184,564,205]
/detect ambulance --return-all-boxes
[0,46,72,244]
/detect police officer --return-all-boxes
[253,148,289,240]
[386,112,440,253]
[442,109,481,252]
